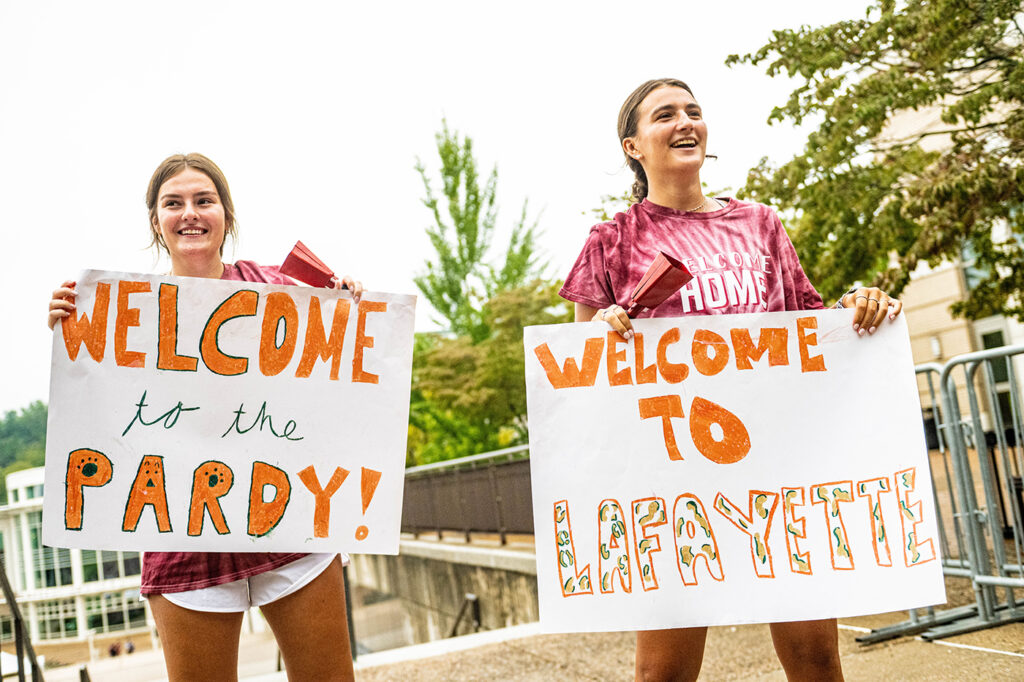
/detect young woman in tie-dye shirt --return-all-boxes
[561,78,903,682]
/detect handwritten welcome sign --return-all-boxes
[43,270,415,554]
[524,311,945,631]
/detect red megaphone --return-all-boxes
[625,252,693,318]
[280,240,337,288]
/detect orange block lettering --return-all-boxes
[606,332,632,386]
[114,281,150,367]
[296,297,350,380]
[352,300,388,384]
[65,448,113,530]
[187,461,234,536]
[200,290,258,376]
[689,397,750,464]
[692,329,730,376]
[61,282,110,362]
[122,455,172,533]
[260,292,300,376]
[533,337,604,389]
[638,395,685,461]
[298,465,349,538]
[248,462,292,537]
[731,327,788,370]
[797,316,826,372]
[157,283,199,372]
[633,332,658,384]
[656,328,688,383]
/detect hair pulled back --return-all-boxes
[617,78,695,203]
[146,153,237,255]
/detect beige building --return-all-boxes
[0,467,152,645]
[902,258,1024,435]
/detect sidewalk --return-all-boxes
[343,612,1024,681]
[41,609,1023,681]
[40,577,1024,681]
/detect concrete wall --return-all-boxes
[348,540,538,647]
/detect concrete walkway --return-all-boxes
[40,608,1024,681]
[38,570,1024,681]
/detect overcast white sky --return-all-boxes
[0,0,871,414]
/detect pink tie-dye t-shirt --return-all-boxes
[560,198,825,316]
[141,260,306,594]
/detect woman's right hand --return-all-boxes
[575,302,634,340]
[48,280,77,330]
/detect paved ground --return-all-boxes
[344,617,1024,682]
[43,601,1024,681]
[35,558,1024,681]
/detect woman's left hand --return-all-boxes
[332,275,363,303]
[840,287,902,335]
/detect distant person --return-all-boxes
[48,153,360,682]
[108,641,121,657]
[126,640,135,654]
[560,78,903,681]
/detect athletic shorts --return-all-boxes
[157,552,342,613]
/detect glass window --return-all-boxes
[36,599,77,640]
[101,551,119,580]
[9,490,16,503]
[123,552,141,577]
[0,616,12,643]
[82,550,99,583]
[84,591,144,634]
[981,331,1009,383]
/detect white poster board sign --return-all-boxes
[44,270,415,554]
[524,311,945,631]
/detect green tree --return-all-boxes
[407,281,572,465]
[415,121,544,341]
[729,0,1024,318]
[0,401,48,502]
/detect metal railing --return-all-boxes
[0,561,44,681]
[859,344,1024,642]
[402,444,533,544]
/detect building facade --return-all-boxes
[0,467,153,644]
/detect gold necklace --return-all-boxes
[687,196,706,212]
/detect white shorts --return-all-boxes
[160,553,342,613]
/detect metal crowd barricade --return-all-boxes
[859,344,1024,643]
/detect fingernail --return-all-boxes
[869,326,876,334]
[857,328,865,336]
[626,331,633,340]
[889,313,895,320]
[853,324,860,332]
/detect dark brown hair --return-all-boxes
[145,153,237,255]
[617,78,695,202]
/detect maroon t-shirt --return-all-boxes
[141,260,307,594]
[559,198,825,316]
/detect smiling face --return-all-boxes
[622,85,707,186]
[152,168,227,267]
